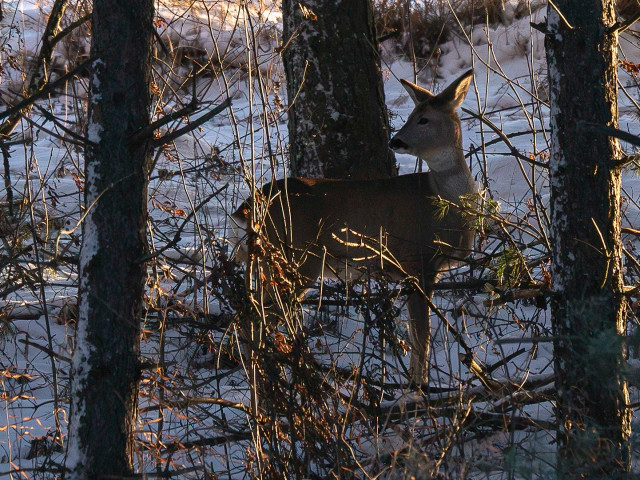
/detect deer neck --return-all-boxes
[425,147,476,202]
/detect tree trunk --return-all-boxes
[282,0,396,179]
[66,0,154,477]
[545,2,631,477]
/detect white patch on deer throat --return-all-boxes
[228,213,248,262]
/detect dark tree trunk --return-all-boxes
[545,2,631,478]
[282,0,396,179]
[66,0,154,477]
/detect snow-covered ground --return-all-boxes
[1,0,639,477]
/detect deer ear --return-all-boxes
[436,69,474,111]
[400,79,435,105]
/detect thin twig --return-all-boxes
[462,107,549,168]
[51,12,91,44]
[0,139,12,216]
[19,339,71,363]
[548,0,575,30]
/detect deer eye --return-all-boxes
[418,118,429,125]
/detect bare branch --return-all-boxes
[462,107,549,168]
[148,98,232,148]
[0,58,92,126]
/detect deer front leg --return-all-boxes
[407,290,432,385]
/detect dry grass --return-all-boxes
[374,0,639,58]
[374,0,536,57]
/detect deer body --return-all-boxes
[231,70,476,384]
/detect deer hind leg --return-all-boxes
[407,289,433,385]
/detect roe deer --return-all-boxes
[230,69,476,384]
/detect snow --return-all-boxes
[0,0,639,477]
[65,152,101,474]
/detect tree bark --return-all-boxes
[545,2,631,477]
[66,0,154,477]
[282,0,396,179]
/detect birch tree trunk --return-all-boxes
[66,0,154,476]
[282,0,396,179]
[545,2,631,477]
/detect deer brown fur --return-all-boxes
[231,70,476,384]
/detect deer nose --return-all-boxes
[389,137,408,151]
